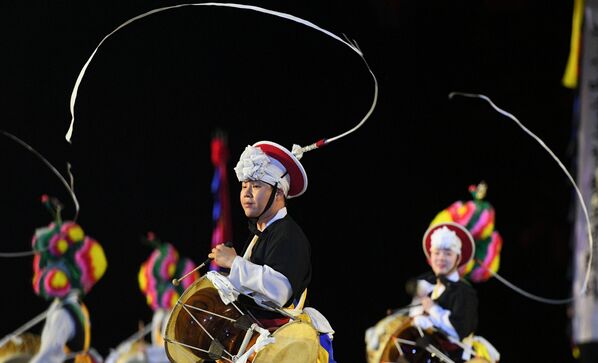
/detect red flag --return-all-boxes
[210,131,232,271]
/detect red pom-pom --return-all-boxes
[146,231,156,241]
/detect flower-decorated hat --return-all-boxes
[32,196,107,300]
[429,182,503,282]
[138,232,199,311]
[422,222,475,268]
[234,141,307,198]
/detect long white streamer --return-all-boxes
[449,91,591,304]
[64,3,378,152]
[1,130,79,257]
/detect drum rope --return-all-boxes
[182,303,237,322]
[392,336,455,363]
[180,303,216,341]
[392,337,407,356]
[425,345,455,363]
[231,301,246,316]
[179,302,235,360]
[163,337,211,355]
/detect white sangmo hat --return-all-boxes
[234,141,308,198]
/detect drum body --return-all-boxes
[252,320,319,363]
[165,275,251,363]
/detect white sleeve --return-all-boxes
[408,297,425,317]
[227,256,293,307]
[30,308,75,363]
[408,279,434,317]
[427,304,459,340]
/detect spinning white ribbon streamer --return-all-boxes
[65,2,378,155]
[0,130,79,257]
[449,91,592,304]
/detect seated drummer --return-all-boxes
[209,140,334,362]
[408,222,478,358]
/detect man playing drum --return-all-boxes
[208,140,335,362]
[409,222,478,343]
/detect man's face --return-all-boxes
[239,180,274,218]
[430,248,460,276]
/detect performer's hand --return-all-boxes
[421,296,434,313]
[209,243,237,268]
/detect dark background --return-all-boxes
[0,1,579,362]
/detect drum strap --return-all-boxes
[243,235,260,259]
[286,288,308,314]
[62,302,91,357]
[431,283,444,299]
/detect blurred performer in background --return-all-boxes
[30,196,107,363]
[105,232,199,363]
[366,183,502,363]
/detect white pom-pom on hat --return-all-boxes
[234,141,307,198]
[422,222,475,267]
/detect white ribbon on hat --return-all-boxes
[234,145,291,197]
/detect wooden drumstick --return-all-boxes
[171,242,234,286]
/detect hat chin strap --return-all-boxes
[250,182,279,225]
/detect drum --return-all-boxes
[252,320,319,363]
[165,274,323,363]
[0,333,41,363]
[378,317,462,363]
[366,312,410,363]
[164,274,259,363]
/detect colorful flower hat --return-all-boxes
[32,196,107,299]
[138,232,199,311]
[429,182,503,282]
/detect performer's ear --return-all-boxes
[453,254,462,271]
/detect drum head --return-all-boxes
[164,275,247,363]
[252,320,319,363]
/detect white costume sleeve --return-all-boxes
[30,307,75,363]
[427,304,459,340]
[408,279,434,317]
[227,256,293,307]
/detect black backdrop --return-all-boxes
[0,1,578,362]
